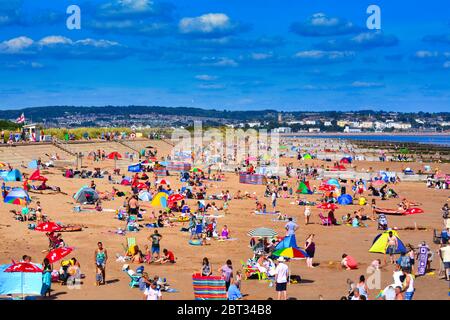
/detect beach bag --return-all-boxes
[359,197,367,206]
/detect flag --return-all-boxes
[16,113,25,124]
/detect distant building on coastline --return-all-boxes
[272,127,292,133]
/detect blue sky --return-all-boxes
[0,0,449,111]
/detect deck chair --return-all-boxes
[240,260,268,281]
[318,212,332,226]
[124,270,141,288]
[433,229,442,244]
[122,237,136,254]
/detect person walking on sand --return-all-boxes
[304,205,311,225]
[305,234,316,268]
[274,257,289,300]
[284,218,298,236]
[148,229,162,262]
[385,231,398,264]
[95,242,108,285]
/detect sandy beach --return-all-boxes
[0,137,449,300]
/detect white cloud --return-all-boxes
[38,36,73,46]
[195,74,217,81]
[295,50,354,60]
[444,61,450,68]
[0,36,34,53]
[415,50,439,58]
[351,81,384,88]
[250,52,273,60]
[179,13,244,37]
[310,13,341,27]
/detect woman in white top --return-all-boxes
[402,269,415,300]
[304,206,311,225]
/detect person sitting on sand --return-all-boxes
[342,213,352,224]
[341,254,358,270]
[154,248,175,264]
[327,209,337,225]
[220,225,230,239]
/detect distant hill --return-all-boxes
[0,106,448,125]
[0,106,279,122]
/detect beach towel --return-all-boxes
[417,245,429,276]
[192,274,227,300]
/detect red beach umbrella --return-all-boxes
[5,262,43,273]
[317,203,339,210]
[35,221,62,232]
[46,247,73,263]
[168,194,184,202]
[319,184,336,191]
[107,152,122,159]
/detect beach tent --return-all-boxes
[28,160,39,169]
[4,169,22,182]
[138,191,152,202]
[4,188,31,205]
[369,230,407,254]
[296,181,312,194]
[337,194,353,205]
[150,192,168,208]
[74,186,99,204]
[274,234,298,251]
[0,263,42,297]
[399,148,409,154]
[128,163,142,173]
[340,157,352,164]
[327,178,340,188]
[120,177,131,185]
[303,154,312,160]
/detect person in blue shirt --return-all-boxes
[227,279,243,300]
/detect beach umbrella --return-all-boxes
[247,227,277,238]
[337,194,353,205]
[317,203,339,210]
[138,191,152,202]
[156,179,170,185]
[107,152,122,160]
[0,162,7,168]
[46,247,73,264]
[35,221,62,232]
[4,188,31,205]
[168,194,184,203]
[190,167,203,173]
[107,152,122,169]
[372,179,384,186]
[319,184,335,192]
[327,178,340,187]
[272,247,309,259]
[134,182,148,190]
[4,262,43,299]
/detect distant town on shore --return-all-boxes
[0,106,449,133]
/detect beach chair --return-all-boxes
[433,229,442,244]
[123,270,141,288]
[318,212,332,226]
[122,237,136,254]
[240,260,268,280]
